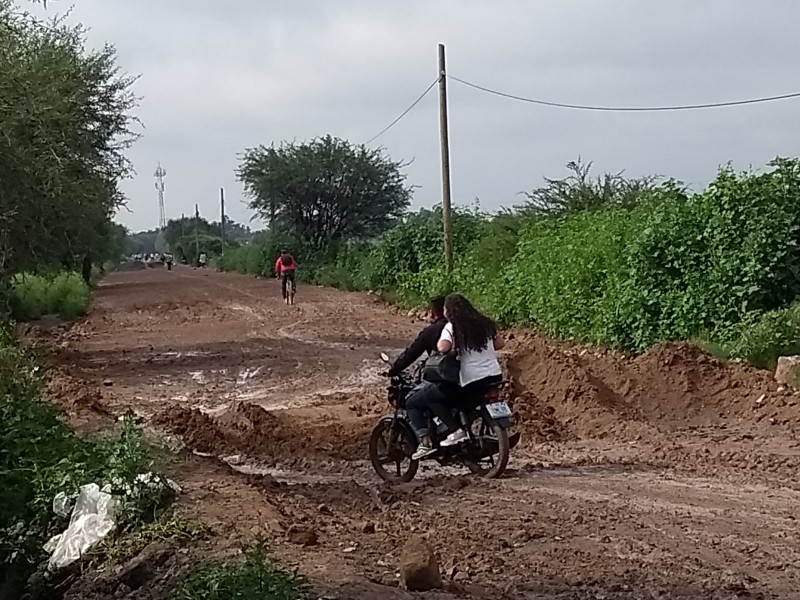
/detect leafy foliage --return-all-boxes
[712,302,800,369]
[170,544,307,600]
[0,0,137,307]
[238,135,411,249]
[127,229,161,255]
[221,157,800,367]
[10,272,90,320]
[83,514,208,573]
[215,230,295,276]
[516,158,668,217]
[0,332,174,595]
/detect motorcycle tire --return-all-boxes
[465,416,510,479]
[369,416,419,483]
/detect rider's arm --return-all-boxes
[274,258,282,277]
[389,324,438,376]
[437,323,454,353]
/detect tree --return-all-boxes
[127,229,159,255]
[238,135,412,249]
[0,0,138,307]
[516,158,664,217]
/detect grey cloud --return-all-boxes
[31,0,800,231]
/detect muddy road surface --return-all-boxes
[48,267,800,599]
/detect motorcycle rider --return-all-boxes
[391,296,464,460]
[435,293,505,448]
[388,295,447,378]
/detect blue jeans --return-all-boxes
[405,381,460,438]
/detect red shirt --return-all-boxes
[275,256,297,274]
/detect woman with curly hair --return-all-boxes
[412,293,505,458]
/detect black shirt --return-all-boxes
[389,317,447,376]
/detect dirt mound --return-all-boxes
[117,261,147,272]
[506,332,800,444]
[154,402,373,462]
[631,342,782,425]
[154,406,227,454]
[46,369,112,417]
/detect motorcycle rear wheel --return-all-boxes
[369,417,419,483]
[464,416,510,479]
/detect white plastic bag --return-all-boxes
[44,483,118,570]
[52,492,74,518]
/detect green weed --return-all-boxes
[0,332,175,595]
[170,544,307,600]
[9,271,90,321]
[88,514,209,567]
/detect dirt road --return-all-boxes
[49,267,800,599]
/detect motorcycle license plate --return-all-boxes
[486,402,512,419]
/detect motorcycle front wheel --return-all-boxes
[369,416,419,483]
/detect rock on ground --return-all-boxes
[775,356,800,388]
[399,536,443,592]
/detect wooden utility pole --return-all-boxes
[220,187,226,252]
[438,43,454,273]
[194,203,200,266]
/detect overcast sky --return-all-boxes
[29,1,800,232]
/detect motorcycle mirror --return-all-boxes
[380,352,390,363]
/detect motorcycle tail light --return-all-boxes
[484,387,500,401]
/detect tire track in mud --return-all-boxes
[146,270,409,470]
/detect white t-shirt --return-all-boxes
[439,322,501,387]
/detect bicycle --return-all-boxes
[281,273,296,305]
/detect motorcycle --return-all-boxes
[368,353,521,483]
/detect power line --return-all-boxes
[366,77,439,144]
[448,74,800,112]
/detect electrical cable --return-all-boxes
[366,77,439,144]
[448,74,800,112]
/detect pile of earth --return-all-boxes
[117,261,147,272]
[46,369,111,417]
[154,401,376,462]
[504,332,800,444]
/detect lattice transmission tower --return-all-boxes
[154,162,167,229]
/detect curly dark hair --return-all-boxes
[444,294,497,352]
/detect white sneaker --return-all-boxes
[440,429,469,447]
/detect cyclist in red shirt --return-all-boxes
[275,250,297,303]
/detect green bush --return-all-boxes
[10,272,90,321]
[1,333,174,595]
[9,274,50,319]
[613,161,800,351]
[217,158,800,368]
[48,272,90,319]
[714,302,800,368]
[170,544,306,600]
[216,231,295,276]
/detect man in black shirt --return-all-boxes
[388,296,447,377]
[387,296,461,460]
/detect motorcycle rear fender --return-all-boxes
[494,417,512,428]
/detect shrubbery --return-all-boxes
[170,544,306,600]
[217,158,800,368]
[10,272,90,321]
[0,329,174,596]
